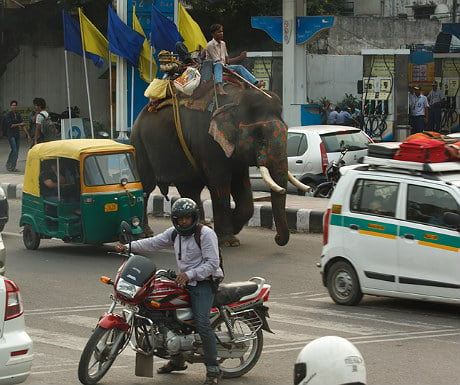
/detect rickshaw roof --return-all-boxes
[27,139,134,160]
[23,139,135,196]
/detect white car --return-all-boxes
[0,276,33,384]
[250,125,372,192]
[0,234,6,276]
[320,155,460,306]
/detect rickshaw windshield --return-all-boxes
[83,152,139,186]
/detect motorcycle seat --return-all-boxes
[214,281,259,306]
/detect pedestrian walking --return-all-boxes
[3,100,30,172]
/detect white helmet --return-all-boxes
[294,336,366,385]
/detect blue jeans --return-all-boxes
[187,281,219,373]
[6,135,19,170]
[213,62,258,85]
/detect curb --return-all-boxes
[1,183,324,233]
[147,195,324,233]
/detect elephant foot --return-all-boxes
[218,234,240,247]
[142,224,154,238]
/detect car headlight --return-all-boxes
[116,278,141,299]
[131,216,140,227]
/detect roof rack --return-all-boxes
[362,156,460,173]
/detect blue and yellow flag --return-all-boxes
[62,10,103,67]
[79,8,109,61]
[133,7,157,82]
[178,3,206,53]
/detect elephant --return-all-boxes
[131,82,310,247]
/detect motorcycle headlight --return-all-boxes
[131,216,140,228]
[116,277,142,299]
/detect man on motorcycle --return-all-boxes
[115,198,224,385]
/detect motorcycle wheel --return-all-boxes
[78,326,128,385]
[23,224,40,250]
[313,183,332,198]
[215,314,263,378]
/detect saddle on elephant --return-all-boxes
[144,49,252,114]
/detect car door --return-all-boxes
[343,177,400,292]
[287,131,311,177]
[398,182,460,300]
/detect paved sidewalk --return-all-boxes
[0,137,327,233]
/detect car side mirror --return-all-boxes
[443,212,460,231]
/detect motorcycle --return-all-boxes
[78,222,272,385]
[313,148,348,198]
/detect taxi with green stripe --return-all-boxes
[319,155,460,306]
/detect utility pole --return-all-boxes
[453,0,458,23]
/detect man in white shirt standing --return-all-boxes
[426,81,445,132]
[409,86,429,134]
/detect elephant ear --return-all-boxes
[209,103,239,158]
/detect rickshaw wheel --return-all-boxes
[23,224,41,250]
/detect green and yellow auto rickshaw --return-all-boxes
[20,139,144,250]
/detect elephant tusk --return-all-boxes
[288,171,312,192]
[259,166,286,194]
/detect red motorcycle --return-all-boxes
[78,224,272,385]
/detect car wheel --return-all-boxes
[23,224,41,250]
[327,261,363,306]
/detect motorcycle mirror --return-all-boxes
[119,221,133,253]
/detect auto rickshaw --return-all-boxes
[20,139,144,250]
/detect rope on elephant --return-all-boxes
[169,81,200,174]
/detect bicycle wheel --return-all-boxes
[375,117,387,137]
[441,109,449,130]
[450,110,458,126]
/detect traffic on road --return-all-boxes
[2,201,459,385]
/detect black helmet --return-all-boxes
[171,198,200,236]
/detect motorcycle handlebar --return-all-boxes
[156,269,177,280]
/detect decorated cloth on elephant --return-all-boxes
[209,104,288,163]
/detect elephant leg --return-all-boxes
[175,181,205,221]
[209,185,240,247]
[231,170,254,235]
[132,134,156,238]
[142,189,155,237]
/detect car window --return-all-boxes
[320,130,370,152]
[350,179,399,217]
[287,132,308,156]
[406,185,460,228]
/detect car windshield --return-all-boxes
[84,152,139,186]
[321,130,370,152]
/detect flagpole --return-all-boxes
[81,50,94,138]
[79,8,95,138]
[130,66,134,130]
[109,50,114,139]
[64,50,73,139]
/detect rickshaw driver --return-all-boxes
[39,160,67,203]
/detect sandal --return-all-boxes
[157,361,188,374]
[203,370,221,384]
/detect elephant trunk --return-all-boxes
[271,188,290,246]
